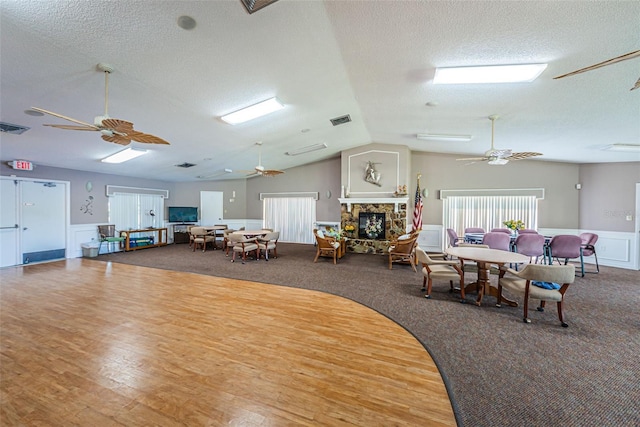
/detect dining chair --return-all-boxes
[498,264,576,327]
[490,228,513,234]
[313,229,342,264]
[97,225,125,254]
[482,232,511,251]
[464,227,485,234]
[512,233,546,265]
[388,232,419,272]
[579,232,599,274]
[415,247,466,302]
[547,235,585,277]
[257,231,280,261]
[190,226,215,252]
[446,228,464,248]
[227,232,259,263]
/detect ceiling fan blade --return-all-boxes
[43,124,98,131]
[31,107,99,130]
[101,118,134,133]
[631,77,640,91]
[128,130,170,145]
[456,157,488,161]
[261,169,285,177]
[505,152,543,160]
[101,133,131,145]
[553,50,640,79]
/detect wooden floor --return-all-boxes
[0,259,456,426]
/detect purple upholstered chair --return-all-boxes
[517,229,539,234]
[579,232,599,274]
[446,228,464,248]
[482,232,511,251]
[547,235,584,277]
[491,228,513,234]
[464,227,485,234]
[513,233,546,265]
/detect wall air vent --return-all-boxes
[175,162,197,168]
[330,114,351,126]
[240,0,279,14]
[0,121,30,135]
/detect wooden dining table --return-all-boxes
[445,246,530,307]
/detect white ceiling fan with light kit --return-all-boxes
[242,141,284,177]
[457,115,542,166]
[31,63,170,146]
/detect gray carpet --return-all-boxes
[95,243,640,427]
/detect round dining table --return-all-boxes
[445,246,530,306]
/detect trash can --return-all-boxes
[81,242,100,258]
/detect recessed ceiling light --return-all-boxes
[101,147,147,163]
[417,133,473,142]
[603,144,640,152]
[220,97,284,125]
[434,64,548,84]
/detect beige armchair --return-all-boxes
[257,231,280,261]
[498,264,576,327]
[227,233,259,263]
[415,247,466,302]
[190,227,215,252]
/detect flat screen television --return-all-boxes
[168,206,198,223]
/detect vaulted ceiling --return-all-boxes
[1,1,638,182]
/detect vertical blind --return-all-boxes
[109,193,165,231]
[443,195,538,236]
[263,197,316,244]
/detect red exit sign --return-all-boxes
[11,160,33,170]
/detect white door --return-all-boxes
[0,178,19,267]
[200,191,224,225]
[21,181,67,264]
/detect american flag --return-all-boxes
[412,178,423,232]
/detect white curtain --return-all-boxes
[443,195,538,236]
[109,193,165,232]
[263,197,316,244]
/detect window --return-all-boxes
[263,196,316,244]
[109,193,165,231]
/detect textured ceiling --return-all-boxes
[1,0,639,182]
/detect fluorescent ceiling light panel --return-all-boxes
[603,144,640,152]
[285,142,328,156]
[221,97,284,125]
[417,133,473,142]
[434,64,548,84]
[101,147,147,163]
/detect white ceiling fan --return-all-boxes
[31,63,170,146]
[457,115,542,165]
[553,50,640,91]
[244,141,284,177]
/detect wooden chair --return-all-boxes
[498,264,576,327]
[415,247,466,302]
[190,226,215,252]
[388,232,419,271]
[313,229,341,264]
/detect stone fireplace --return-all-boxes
[339,197,409,254]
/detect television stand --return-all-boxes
[172,223,194,244]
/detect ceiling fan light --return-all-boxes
[487,158,509,166]
[101,147,147,163]
[434,64,548,84]
[417,133,473,142]
[220,97,284,125]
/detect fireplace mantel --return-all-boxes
[338,197,409,213]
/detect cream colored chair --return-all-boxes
[227,232,259,263]
[190,227,215,252]
[257,231,279,261]
[415,247,466,302]
[498,264,576,327]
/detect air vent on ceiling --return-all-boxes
[175,162,197,168]
[0,121,30,135]
[330,114,351,126]
[240,0,279,14]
